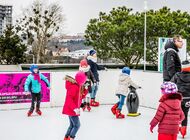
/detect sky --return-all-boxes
[1,0,190,35]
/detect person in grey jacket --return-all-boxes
[111,67,141,119]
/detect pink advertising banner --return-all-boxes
[0,73,50,104]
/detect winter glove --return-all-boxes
[74,108,80,115]
[150,125,154,133]
[84,83,90,89]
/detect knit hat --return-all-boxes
[122,67,131,75]
[30,65,39,73]
[89,50,96,56]
[161,82,178,94]
[75,71,87,86]
[79,59,90,72]
[182,60,190,72]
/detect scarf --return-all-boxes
[33,73,41,83]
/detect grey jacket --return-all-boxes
[115,73,139,96]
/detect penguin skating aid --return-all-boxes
[126,86,141,117]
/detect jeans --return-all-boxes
[90,84,98,99]
[30,93,42,111]
[65,116,80,139]
[116,94,126,110]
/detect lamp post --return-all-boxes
[28,54,35,64]
[144,0,148,71]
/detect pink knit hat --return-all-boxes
[161,82,178,94]
[79,59,90,72]
[75,71,87,86]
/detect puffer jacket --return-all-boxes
[163,40,181,81]
[84,70,96,93]
[87,56,105,82]
[171,72,190,98]
[115,73,139,96]
[62,75,88,116]
[24,73,50,93]
[150,93,184,135]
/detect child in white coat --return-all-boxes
[111,67,140,119]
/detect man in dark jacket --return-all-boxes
[87,50,105,107]
[171,60,190,138]
[163,35,183,82]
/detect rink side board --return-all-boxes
[0,72,50,104]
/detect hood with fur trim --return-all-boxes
[64,75,77,89]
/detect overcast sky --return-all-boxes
[1,0,190,35]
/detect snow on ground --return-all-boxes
[1,105,189,140]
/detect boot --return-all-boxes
[90,99,99,107]
[179,126,187,138]
[116,109,125,119]
[86,103,91,112]
[27,110,33,117]
[36,108,42,116]
[111,104,118,115]
[64,136,70,140]
[82,102,87,111]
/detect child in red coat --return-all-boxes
[62,71,87,140]
[150,82,185,140]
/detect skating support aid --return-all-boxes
[127,113,141,117]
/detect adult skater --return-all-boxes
[171,60,190,138]
[163,35,183,82]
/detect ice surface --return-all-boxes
[0,105,189,140]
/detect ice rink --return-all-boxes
[1,105,189,140]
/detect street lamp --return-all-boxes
[144,0,148,71]
[26,53,35,64]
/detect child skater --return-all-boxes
[24,65,50,117]
[87,49,106,107]
[62,71,88,140]
[150,82,184,140]
[171,60,190,138]
[111,67,141,119]
[79,59,96,111]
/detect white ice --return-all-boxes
[1,105,189,140]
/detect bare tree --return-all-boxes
[16,0,64,63]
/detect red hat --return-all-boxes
[80,59,88,67]
[79,59,90,72]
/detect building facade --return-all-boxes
[0,5,12,35]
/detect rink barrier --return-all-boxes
[0,70,163,110]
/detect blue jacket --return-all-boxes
[24,73,50,94]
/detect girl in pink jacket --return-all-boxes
[62,71,87,140]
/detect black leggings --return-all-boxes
[181,99,190,126]
[30,93,42,111]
